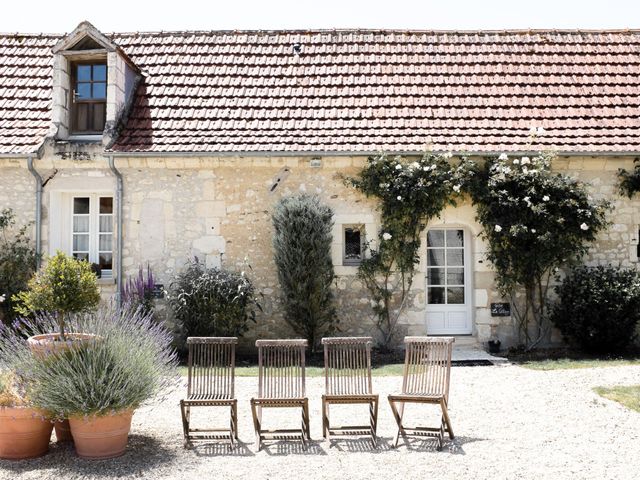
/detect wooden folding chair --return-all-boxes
[321,337,379,447]
[388,336,455,449]
[179,337,238,448]
[250,339,310,451]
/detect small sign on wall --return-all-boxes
[490,302,511,317]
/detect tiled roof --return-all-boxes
[2,29,640,155]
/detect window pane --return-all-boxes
[76,82,91,100]
[73,234,89,252]
[99,253,113,270]
[427,230,444,247]
[93,64,107,81]
[73,197,90,214]
[447,268,464,285]
[92,102,106,131]
[427,268,445,286]
[73,216,90,233]
[427,248,444,267]
[99,233,112,251]
[447,249,464,266]
[447,287,465,304]
[99,215,113,233]
[92,82,106,99]
[77,65,91,81]
[427,287,445,304]
[99,197,113,214]
[73,252,89,262]
[446,229,464,248]
[344,227,362,260]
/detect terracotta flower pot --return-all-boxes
[69,410,134,459]
[0,407,53,460]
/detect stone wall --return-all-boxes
[1,149,639,350]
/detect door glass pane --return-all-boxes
[77,65,91,81]
[446,229,464,247]
[73,197,90,214]
[77,82,91,100]
[427,268,445,285]
[73,252,89,262]
[92,82,106,99]
[73,234,89,252]
[427,249,445,266]
[447,249,464,266]
[93,64,107,81]
[99,216,113,233]
[73,216,89,233]
[428,287,445,304]
[99,253,113,270]
[99,197,113,214]
[427,230,444,247]
[447,287,465,304]
[99,233,112,251]
[447,268,464,285]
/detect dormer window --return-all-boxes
[71,61,107,134]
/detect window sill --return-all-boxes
[96,277,115,285]
[67,134,103,143]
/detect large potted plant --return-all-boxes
[20,305,177,459]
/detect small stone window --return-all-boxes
[71,61,107,134]
[343,225,365,266]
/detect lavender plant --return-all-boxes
[1,305,178,418]
[121,265,156,316]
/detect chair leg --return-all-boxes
[232,401,239,441]
[301,399,310,449]
[369,398,378,448]
[388,398,406,448]
[321,397,328,440]
[180,401,190,448]
[251,400,262,451]
[440,398,454,439]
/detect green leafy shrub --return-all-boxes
[618,159,640,198]
[0,209,37,325]
[550,265,640,353]
[272,194,337,350]
[2,305,177,418]
[169,259,258,351]
[13,251,100,338]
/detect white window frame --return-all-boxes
[70,194,113,279]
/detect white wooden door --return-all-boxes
[425,228,472,335]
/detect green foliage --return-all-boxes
[2,305,177,417]
[348,153,467,349]
[0,209,37,325]
[169,259,258,352]
[550,266,640,353]
[465,151,610,348]
[13,251,100,338]
[272,194,337,350]
[618,158,640,198]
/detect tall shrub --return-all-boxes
[0,209,37,324]
[465,149,609,349]
[272,194,337,350]
[550,266,640,353]
[13,251,100,338]
[169,259,258,351]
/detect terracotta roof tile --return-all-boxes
[2,29,640,154]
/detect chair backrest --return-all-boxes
[186,337,237,399]
[322,337,373,396]
[256,339,308,399]
[401,336,454,399]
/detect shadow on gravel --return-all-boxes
[0,434,176,477]
[399,435,484,455]
[328,436,392,453]
[190,441,254,457]
[261,440,327,456]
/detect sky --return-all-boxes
[1,0,639,33]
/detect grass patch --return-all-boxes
[594,385,640,412]
[179,364,405,377]
[519,358,640,371]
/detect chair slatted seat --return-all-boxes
[321,337,379,447]
[179,337,238,448]
[250,339,310,451]
[388,336,455,449]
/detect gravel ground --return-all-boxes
[2,363,639,480]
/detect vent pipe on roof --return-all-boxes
[26,156,42,269]
[107,155,123,309]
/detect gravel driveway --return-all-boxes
[2,364,639,480]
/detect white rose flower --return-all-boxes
[531,229,537,233]
[521,157,531,165]
[0,294,5,303]
[498,153,508,161]
[382,232,392,241]
[397,195,402,201]
[537,126,545,136]
[523,167,529,174]
[529,126,538,135]
[410,161,420,170]
[453,185,461,192]
[395,164,402,170]
[542,195,550,201]
[423,166,430,171]
[494,225,503,233]
[580,223,589,231]
[513,159,520,165]
[443,151,453,159]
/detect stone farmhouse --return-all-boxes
[1,22,639,348]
